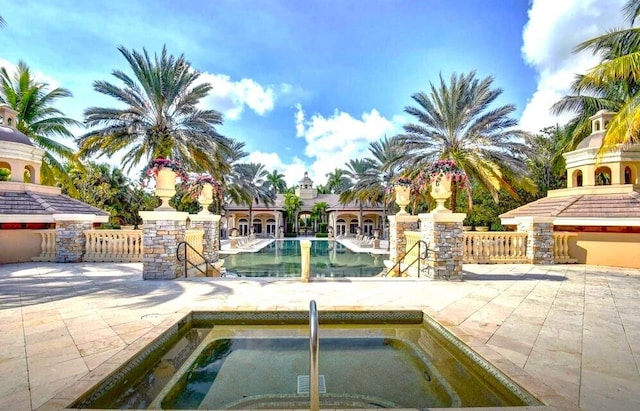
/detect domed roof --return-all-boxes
[576,130,604,150]
[0,125,33,146]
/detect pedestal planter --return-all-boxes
[430,175,452,213]
[395,186,411,215]
[155,167,177,210]
[198,183,214,214]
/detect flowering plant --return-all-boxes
[386,176,414,195]
[140,157,189,183]
[424,159,467,185]
[185,174,224,200]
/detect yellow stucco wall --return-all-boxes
[569,232,640,269]
[0,230,43,264]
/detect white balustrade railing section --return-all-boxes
[553,232,578,263]
[462,232,528,264]
[84,230,143,262]
[185,229,205,266]
[32,229,56,262]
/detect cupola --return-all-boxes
[0,104,44,184]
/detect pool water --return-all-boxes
[159,337,456,409]
[221,239,385,277]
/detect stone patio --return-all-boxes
[0,262,639,410]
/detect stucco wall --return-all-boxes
[0,230,43,264]
[569,232,640,268]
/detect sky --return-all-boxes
[0,0,630,187]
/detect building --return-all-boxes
[500,110,640,268]
[224,172,387,237]
[0,105,109,264]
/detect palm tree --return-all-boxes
[310,201,329,232]
[391,71,534,212]
[233,162,275,235]
[266,169,287,194]
[0,16,6,27]
[325,168,349,194]
[77,45,234,179]
[553,0,640,151]
[340,158,377,228]
[283,192,303,233]
[0,61,81,186]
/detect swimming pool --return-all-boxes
[221,239,385,277]
[69,310,542,410]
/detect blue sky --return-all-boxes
[0,0,628,186]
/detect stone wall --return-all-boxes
[189,214,221,262]
[54,219,93,263]
[419,213,466,280]
[517,217,555,264]
[140,211,189,280]
[388,214,419,264]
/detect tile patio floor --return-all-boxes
[0,262,639,410]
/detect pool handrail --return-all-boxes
[309,300,319,411]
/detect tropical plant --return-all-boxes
[553,0,640,151]
[266,169,287,194]
[283,192,303,232]
[0,61,81,186]
[310,201,329,232]
[77,45,234,178]
[60,162,153,226]
[233,162,275,232]
[183,173,224,201]
[140,157,189,184]
[325,168,350,194]
[391,71,535,212]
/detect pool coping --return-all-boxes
[44,307,578,411]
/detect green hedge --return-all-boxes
[284,232,298,238]
[315,233,328,238]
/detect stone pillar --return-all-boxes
[418,212,466,280]
[516,216,555,264]
[189,214,221,262]
[300,239,311,282]
[139,210,189,280]
[53,214,95,263]
[388,214,419,265]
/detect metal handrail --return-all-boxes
[176,241,223,277]
[309,300,319,411]
[383,240,430,277]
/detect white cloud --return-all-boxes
[294,105,402,185]
[198,73,289,120]
[246,151,307,187]
[0,58,60,89]
[519,0,627,133]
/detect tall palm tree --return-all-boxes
[340,158,377,228]
[325,168,349,194]
[391,71,534,212]
[266,169,287,194]
[77,45,234,179]
[0,61,81,186]
[233,162,275,234]
[553,0,640,151]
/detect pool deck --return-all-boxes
[1,262,639,410]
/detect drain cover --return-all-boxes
[297,375,327,394]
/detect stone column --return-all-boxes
[300,239,311,282]
[189,214,222,262]
[418,212,466,280]
[388,214,419,266]
[516,216,555,264]
[139,210,189,280]
[53,214,95,263]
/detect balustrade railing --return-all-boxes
[184,229,205,266]
[84,230,143,262]
[462,232,528,263]
[553,232,578,263]
[32,229,56,262]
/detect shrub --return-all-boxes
[315,232,328,238]
[284,232,298,238]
